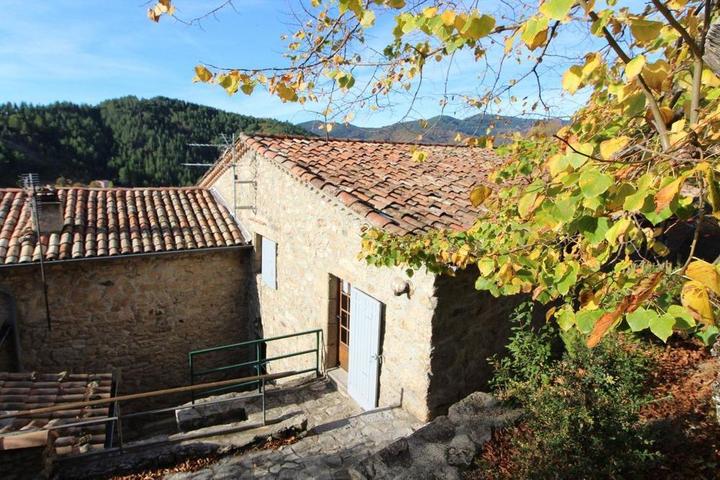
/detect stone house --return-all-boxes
[0,187,254,398]
[199,134,521,421]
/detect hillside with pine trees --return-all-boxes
[0,96,309,187]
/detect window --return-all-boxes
[260,236,277,289]
[336,279,351,371]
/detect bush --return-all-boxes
[489,303,659,479]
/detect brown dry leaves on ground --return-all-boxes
[108,435,298,480]
[641,339,720,479]
[467,338,719,480]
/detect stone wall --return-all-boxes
[349,391,521,479]
[0,291,17,371]
[428,268,523,417]
[0,249,254,406]
[210,150,438,421]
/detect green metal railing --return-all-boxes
[188,329,322,402]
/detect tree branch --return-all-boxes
[652,0,703,59]
[577,0,671,151]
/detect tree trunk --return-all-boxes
[712,336,720,425]
[703,23,720,75]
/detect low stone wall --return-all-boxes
[348,392,521,479]
[428,268,524,417]
[0,249,255,406]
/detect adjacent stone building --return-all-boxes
[0,187,253,398]
[199,134,522,421]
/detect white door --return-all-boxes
[347,286,383,410]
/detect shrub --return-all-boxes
[489,303,659,479]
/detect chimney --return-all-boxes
[32,188,64,233]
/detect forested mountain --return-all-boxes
[298,114,564,144]
[0,96,308,187]
[0,96,561,188]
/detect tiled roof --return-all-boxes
[199,134,502,235]
[0,187,248,266]
[0,371,113,455]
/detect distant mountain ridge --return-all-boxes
[298,114,561,144]
[0,95,562,188]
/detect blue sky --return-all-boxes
[0,1,590,128]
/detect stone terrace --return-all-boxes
[168,377,422,480]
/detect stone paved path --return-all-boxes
[167,376,422,479]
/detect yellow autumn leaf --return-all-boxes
[681,280,715,325]
[441,10,456,26]
[504,31,517,54]
[521,16,549,50]
[193,65,213,83]
[625,54,645,80]
[412,149,428,162]
[654,175,686,212]
[423,7,438,18]
[581,53,602,78]
[706,168,720,218]
[686,260,720,296]
[562,65,583,94]
[470,185,492,206]
[643,60,670,91]
[629,18,662,44]
[702,68,720,87]
[645,106,675,128]
[599,136,629,159]
[669,118,688,145]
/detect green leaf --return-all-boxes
[539,0,575,20]
[360,9,376,28]
[552,195,579,223]
[579,168,613,198]
[576,216,610,245]
[605,217,631,245]
[666,304,696,330]
[554,262,578,295]
[696,325,719,345]
[478,257,495,276]
[461,14,496,41]
[577,309,604,334]
[625,54,646,80]
[562,65,583,94]
[650,313,675,342]
[518,191,539,218]
[623,188,651,212]
[521,16,549,50]
[626,307,655,332]
[556,308,576,331]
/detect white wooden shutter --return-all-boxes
[261,237,277,289]
[347,286,382,410]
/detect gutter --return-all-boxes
[0,244,253,270]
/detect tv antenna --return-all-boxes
[185,133,256,214]
[20,173,53,330]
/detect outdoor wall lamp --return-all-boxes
[392,277,412,297]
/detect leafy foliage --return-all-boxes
[490,303,658,479]
[154,1,720,345]
[0,96,308,187]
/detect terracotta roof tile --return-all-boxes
[0,187,248,266]
[199,134,502,235]
[0,371,113,455]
